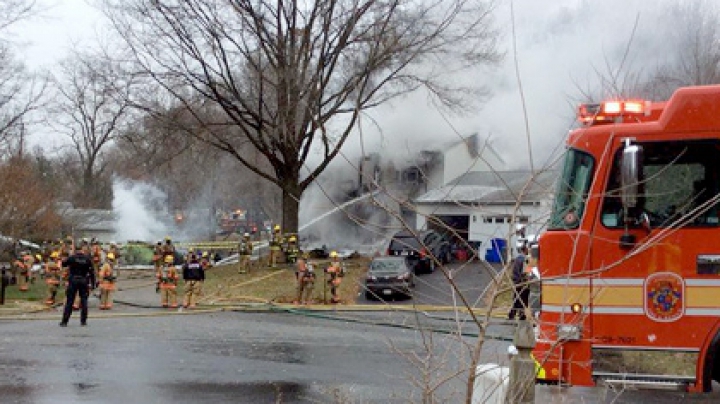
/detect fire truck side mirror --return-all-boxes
[621,142,643,209]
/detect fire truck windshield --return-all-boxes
[549,148,595,229]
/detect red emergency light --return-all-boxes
[577,100,650,125]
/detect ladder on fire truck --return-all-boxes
[593,372,696,391]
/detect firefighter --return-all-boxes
[268,224,283,267]
[90,239,103,275]
[182,252,205,308]
[238,233,253,274]
[162,236,176,264]
[59,242,95,327]
[157,255,179,308]
[152,241,163,273]
[508,242,530,321]
[41,240,52,260]
[98,252,118,310]
[294,258,315,305]
[285,235,299,264]
[325,251,345,304]
[60,236,73,259]
[44,251,63,306]
[15,251,33,292]
[200,251,213,272]
[107,241,121,263]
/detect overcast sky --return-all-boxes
[11,0,690,172]
[11,0,103,69]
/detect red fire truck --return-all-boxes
[534,85,720,392]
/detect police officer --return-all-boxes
[182,252,205,308]
[59,242,96,327]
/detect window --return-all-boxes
[601,140,720,228]
[549,149,595,229]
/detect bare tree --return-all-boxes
[0,0,45,156]
[0,0,36,32]
[101,0,500,232]
[642,1,720,100]
[48,52,137,208]
[0,153,62,242]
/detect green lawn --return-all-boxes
[200,257,371,305]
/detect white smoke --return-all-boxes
[112,178,171,243]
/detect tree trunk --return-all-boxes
[281,187,300,234]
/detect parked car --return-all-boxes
[387,229,452,274]
[365,256,415,300]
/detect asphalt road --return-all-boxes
[2,262,720,403]
[0,311,499,404]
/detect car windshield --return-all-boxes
[370,259,407,275]
[389,237,421,250]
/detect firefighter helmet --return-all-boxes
[50,251,59,259]
[330,251,338,258]
[289,236,296,242]
[202,251,209,258]
[164,255,174,264]
[274,224,281,231]
[243,232,250,238]
[107,252,116,261]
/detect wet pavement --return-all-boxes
[0,311,492,403]
[1,267,720,402]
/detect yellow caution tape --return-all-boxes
[125,241,240,250]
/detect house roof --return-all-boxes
[59,207,116,232]
[414,170,557,205]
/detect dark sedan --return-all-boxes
[387,229,451,274]
[364,256,415,300]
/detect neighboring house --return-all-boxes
[391,133,507,199]
[413,170,557,258]
[57,202,116,241]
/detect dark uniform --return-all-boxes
[182,255,205,308]
[508,245,529,321]
[60,249,96,327]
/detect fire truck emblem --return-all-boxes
[644,272,684,322]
